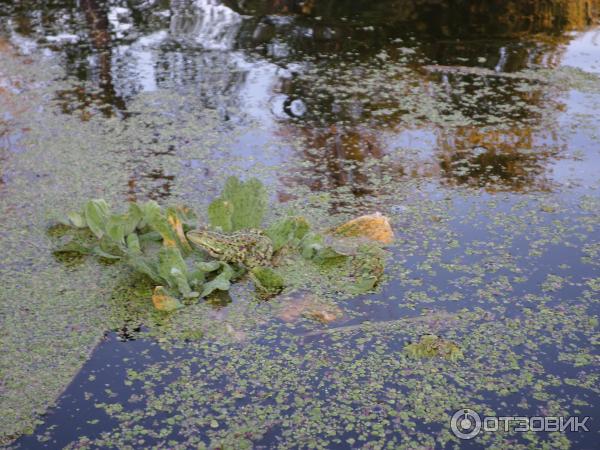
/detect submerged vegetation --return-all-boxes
[54,177,390,311]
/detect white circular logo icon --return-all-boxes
[451,408,482,439]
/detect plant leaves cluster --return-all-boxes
[54,177,388,311]
[404,334,464,361]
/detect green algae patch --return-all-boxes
[404,334,464,361]
[249,267,285,296]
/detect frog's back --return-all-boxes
[238,230,273,267]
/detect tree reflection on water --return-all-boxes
[0,0,598,196]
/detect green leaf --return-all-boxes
[174,205,197,226]
[300,232,325,260]
[266,216,311,251]
[90,246,122,260]
[250,267,285,295]
[105,215,126,245]
[200,263,234,297]
[196,261,222,272]
[187,268,206,288]
[158,247,196,297]
[126,254,162,283]
[125,203,143,235]
[300,232,346,264]
[208,177,268,231]
[174,268,199,298]
[138,231,163,243]
[225,177,268,230]
[143,201,178,248]
[166,207,192,252]
[84,199,110,238]
[67,211,87,228]
[207,199,234,232]
[126,233,141,254]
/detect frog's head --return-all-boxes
[186,229,230,258]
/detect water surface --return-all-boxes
[1,0,599,448]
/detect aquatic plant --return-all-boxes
[404,334,463,361]
[54,177,389,311]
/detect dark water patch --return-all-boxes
[13,332,171,449]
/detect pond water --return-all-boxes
[1,1,599,449]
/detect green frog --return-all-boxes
[186,228,274,269]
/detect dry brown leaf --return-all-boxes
[167,210,192,252]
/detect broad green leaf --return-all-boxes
[126,254,162,283]
[158,247,186,283]
[208,177,268,231]
[157,247,197,297]
[126,233,141,254]
[299,233,346,264]
[173,205,197,226]
[144,201,178,248]
[67,211,87,228]
[172,267,198,298]
[90,246,122,260]
[97,235,124,258]
[266,216,311,251]
[124,203,144,235]
[300,232,324,260]
[187,268,206,288]
[84,199,110,238]
[105,215,126,245]
[207,199,233,232]
[138,231,163,243]
[223,177,268,230]
[200,263,234,297]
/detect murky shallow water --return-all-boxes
[1,1,600,448]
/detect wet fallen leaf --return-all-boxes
[332,212,394,244]
[167,208,192,253]
[278,294,343,324]
[152,286,183,312]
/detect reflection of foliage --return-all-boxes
[438,126,561,191]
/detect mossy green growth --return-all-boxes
[404,334,464,361]
[249,267,285,296]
